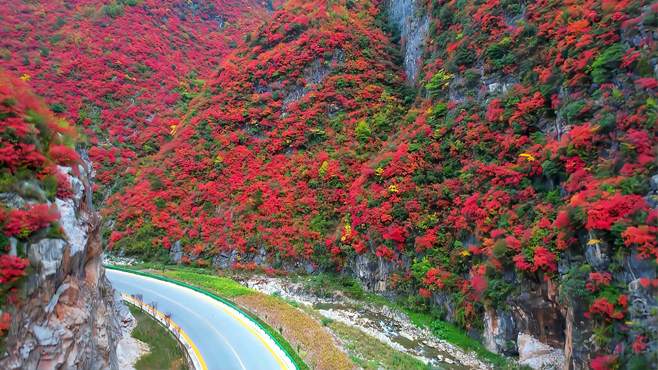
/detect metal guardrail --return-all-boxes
[122,293,207,370]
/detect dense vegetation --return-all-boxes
[1,0,656,368]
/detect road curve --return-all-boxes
[107,269,296,370]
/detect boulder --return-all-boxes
[518,332,566,369]
[352,253,395,292]
[55,197,89,257]
[0,193,26,209]
[212,249,238,269]
[169,240,183,264]
[584,233,610,271]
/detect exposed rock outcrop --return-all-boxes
[0,156,122,370]
[350,253,396,292]
[387,0,429,83]
[517,333,565,369]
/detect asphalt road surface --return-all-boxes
[107,269,296,370]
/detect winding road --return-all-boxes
[107,269,296,370]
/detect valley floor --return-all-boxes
[108,260,520,370]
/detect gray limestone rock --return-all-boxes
[388,0,429,83]
[585,233,610,271]
[484,308,518,355]
[28,238,67,280]
[169,240,183,264]
[32,325,59,347]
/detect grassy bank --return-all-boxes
[308,311,430,370]
[128,304,188,370]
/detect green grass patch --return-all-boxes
[128,304,188,370]
[161,270,253,298]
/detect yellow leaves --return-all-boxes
[587,239,602,246]
[519,153,536,161]
[426,69,454,96]
[169,124,177,135]
[340,224,352,242]
[388,184,399,193]
[460,250,471,257]
[66,31,85,46]
[19,73,31,82]
[214,154,224,164]
[319,160,329,178]
[375,167,384,177]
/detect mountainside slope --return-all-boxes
[345,0,657,368]
[1,0,656,369]
[106,0,657,368]
[106,0,410,265]
[0,0,269,186]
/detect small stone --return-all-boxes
[650,174,658,192]
[32,325,58,346]
[20,339,35,359]
[518,332,565,369]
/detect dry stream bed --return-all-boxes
[242,275,492,369]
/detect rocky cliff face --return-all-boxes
[387,0,429,83]
[0,73,121,370]
[0,155,121,370]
